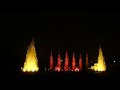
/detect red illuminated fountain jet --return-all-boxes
[64,51,69,71]
[86,52,89,70]
[49,50,54,71]
[79,53,82,71]
[71,52,76,71]
[55,51,61,72]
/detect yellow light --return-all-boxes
[21,38,39,72]
[90,45,106,72]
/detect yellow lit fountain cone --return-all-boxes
[21,38,39,72]
[90,45,106,72]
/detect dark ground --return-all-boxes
[2,64,120,88]
[5,64,120,81]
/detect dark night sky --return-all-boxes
[1,10,120,72]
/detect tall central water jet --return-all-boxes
[64,51,69,71]
[90,45,106,72]
[21,38,39,72]
[72,52,76,71]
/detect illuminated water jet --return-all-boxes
[79,53,82,71]
[21,38,39,72]
[55,51,61,72]
[86,53,89,70]
[49,50,54,71]
[64,51,69,71]
[90,45,106,72]
[71,52,76,71]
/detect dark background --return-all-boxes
[0,10,120,78]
